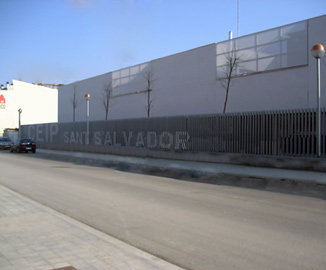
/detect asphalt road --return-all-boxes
[0,151,326,270]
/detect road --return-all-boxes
[0,151,325,270]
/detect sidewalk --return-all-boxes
[0,185,184,270]
[38,149,326,185]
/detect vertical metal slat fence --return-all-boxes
[22,108,326,158]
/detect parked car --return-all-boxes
[10,139,36,153]
[0,137,12,150]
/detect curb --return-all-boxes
[35,149,326,199]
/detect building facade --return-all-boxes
[57,15,326,123]
[0,80,58,136]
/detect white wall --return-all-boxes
[0,80,58,135]
[151,44,218,116]
[58,15,326,123]
[225,66,310,112]
[58,44,219,122]
[0,90,16,134]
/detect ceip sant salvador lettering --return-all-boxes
[26,124,190,150]
[27,124,59,142]
[63,131,190,150]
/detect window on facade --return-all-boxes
[216,21,307,78]
[112,63,150,96]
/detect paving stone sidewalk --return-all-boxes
[0,185,184,270]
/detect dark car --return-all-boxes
[0,137,12,150]
[10,139,36,153]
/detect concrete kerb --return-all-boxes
[36,149,326,186]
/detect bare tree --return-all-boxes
[101,81,113,120]
[106,68,156,118]
[144,70,154,118]
[70,84,80,122]
[221,45,241,113]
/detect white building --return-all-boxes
[55,15,326,122]
[0,80,58,136]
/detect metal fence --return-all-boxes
[190,109,326,157]
[21,108,326,158]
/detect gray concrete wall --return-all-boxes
[58,16,326,122]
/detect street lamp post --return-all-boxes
[85,93,91,145]
[311,44,325,157]
[18,108,22,139]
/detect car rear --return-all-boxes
[19,139,36,153]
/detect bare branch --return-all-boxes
[101,81,113,120]
[220,45,241,113]
[144,70,155,118]
[70,84,80,122]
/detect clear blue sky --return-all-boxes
[0,0,325,85]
